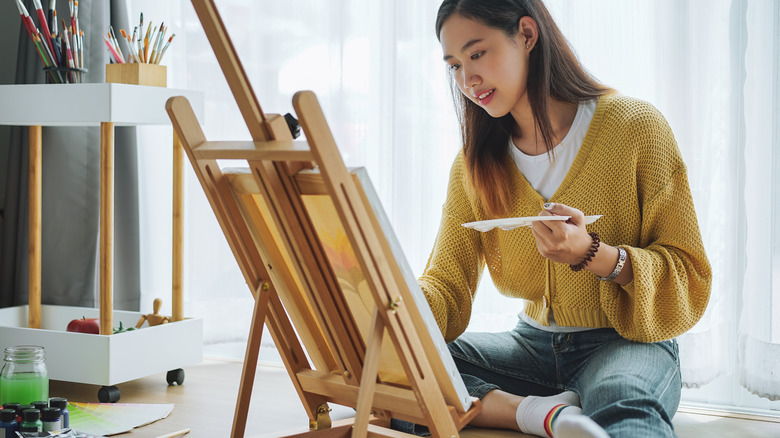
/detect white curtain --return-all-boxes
[127,0,780,412]
[739,0,780,403]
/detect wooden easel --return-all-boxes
[165,1,482,436]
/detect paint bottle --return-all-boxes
[0,409,18,438]
[0,404,19,424]
[41,407,61,432]
[31,401,47,413]
[19,408,42,433]
[48,397,69,428]
[17,405,33,423]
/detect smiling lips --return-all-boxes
[476,89,495,105]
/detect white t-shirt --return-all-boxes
[510,99,598,333]
[508,99,597,200]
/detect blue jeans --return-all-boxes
[446,319,681,437]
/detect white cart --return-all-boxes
[0,83,204,402]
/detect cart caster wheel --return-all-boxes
[98,385,121,403]
[166,368,185,386]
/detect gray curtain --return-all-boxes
[0,0,139,311]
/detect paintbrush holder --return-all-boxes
[105,63,166,87]
[44,67,87,84]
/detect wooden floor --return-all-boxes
[49,358,780,437]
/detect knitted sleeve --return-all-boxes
[419,153,484,342]
[601,105,712,342]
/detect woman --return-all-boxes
[417,0,712,436]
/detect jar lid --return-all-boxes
[0,409,16,422]
[49,398,68,410]
[22,408,40,421]
[41,407,61,421]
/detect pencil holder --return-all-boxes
[105,63,167,87]
[44,67,87,84]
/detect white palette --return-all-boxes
[463,215,603,232]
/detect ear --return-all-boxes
[518,16,539,50]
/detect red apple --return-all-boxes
[67,317,100,334]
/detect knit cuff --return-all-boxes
[619,246,638,295]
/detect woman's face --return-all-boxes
[440,14,530,118]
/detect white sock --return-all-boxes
[515,391,582,438]
[554,415,610,438]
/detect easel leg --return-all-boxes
[352,308,384,438]
[28,126,42,329]
[231,281,273,438]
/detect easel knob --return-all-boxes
[389,297,402,314]
[284,113,301,138]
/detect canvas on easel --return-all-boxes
[165,1,482,437]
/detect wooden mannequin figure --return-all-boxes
[136,298,171,328]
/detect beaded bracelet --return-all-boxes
[570,232,600,272]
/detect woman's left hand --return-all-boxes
[531,202,593,265]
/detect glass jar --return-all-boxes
[0,346,49,405]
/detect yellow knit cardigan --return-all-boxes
[419,94,712,343]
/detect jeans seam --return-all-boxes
[450,349,560,390]
[554,337,563,386]
[655,363,679,405]
[567,341,602,386]
[657,339,678,363]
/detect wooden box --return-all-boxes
[106,63,167,87]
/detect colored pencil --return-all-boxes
[36,27,58,68]
[32,35,59,83]
[34,34,62,82]
[32,34,52,67]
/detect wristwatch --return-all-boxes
[598,247,627,281]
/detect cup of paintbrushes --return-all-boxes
[43,66,87,84]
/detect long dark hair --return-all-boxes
[436,0,613,218]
